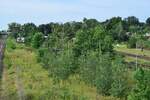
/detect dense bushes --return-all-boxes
[128,68,150,100]
[6,37,16,50]
[79,51,129,98]
[35,24,134,99]
[127,36,137,48]
[73,26,113,57]
[6,16,150,99]
[32,32,44,48]
[110,56,128,98]
[95,53,113,95]
[38,44,76,81]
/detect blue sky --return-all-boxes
[0,0,150,30]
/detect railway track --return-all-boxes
[0,34,7,99]
[117,51,150,68]
[0,35,7,78]
[117,51,150,61]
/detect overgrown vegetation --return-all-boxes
[1,38,120,100]
[1,16,150,100]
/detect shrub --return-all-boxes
[110,56,128,98]
[32,32,44,49]
[127,36,137,48]
[7,38,16,50]
[128,68,150,100]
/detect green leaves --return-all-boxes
[127,35,137,48]
[79,51,113,96]
[32,32,44,48]
[110,56,128,98]
[146,17,150,25]
[96,53,113,95]
[73,26,113,57]
[8,22,22,38]
[128,68,150,100]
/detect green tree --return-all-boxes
[53,50,74,80]
[146,17,150,25]
[83,18,100,29]
[22,23,37,45]
[127,35,137,48]
[41,46,75,81]
[128,68,150,100]
[113,22,128,41]
[124,16,139,26]
[143,26,150,33]
[8,22,22,38]
[105,17,122,30]
[32,32,44,48]
[22,23,37,37]
[96,53,113,95]
[79,51,113,96]
[110,56,128,98]
[39,36,76,80]
[73,26,113,57]
[79,51,98,85]
[128,25,140,33]
[38,24,52,35]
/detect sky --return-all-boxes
[0,0,150,30]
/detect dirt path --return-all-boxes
[0,38,5,78]
[0,65,10,100]
[16,66,25,100]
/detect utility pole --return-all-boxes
[135,32,138,69]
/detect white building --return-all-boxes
[144,33,150,37]
[16,37,25,43]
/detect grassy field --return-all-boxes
[0,38,120,100]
